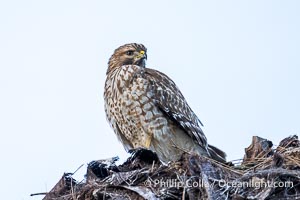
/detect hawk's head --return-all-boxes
[107,43,147,74]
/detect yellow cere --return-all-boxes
[136,50,145,59]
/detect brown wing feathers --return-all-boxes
[144,68,208,148]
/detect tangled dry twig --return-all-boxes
[38,135,300,200]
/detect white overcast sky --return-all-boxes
[0,1,299,199]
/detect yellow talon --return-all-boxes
[144,134,152,148]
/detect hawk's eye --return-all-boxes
[126,50,134,56]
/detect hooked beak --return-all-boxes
[137,50,147,60]
[134,50,147,67]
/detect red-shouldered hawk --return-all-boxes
[104,43,226,163]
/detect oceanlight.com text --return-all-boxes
[144,178,293,189]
